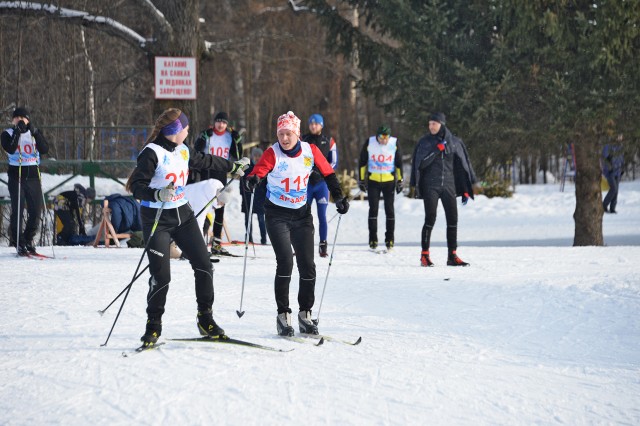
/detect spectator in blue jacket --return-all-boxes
[602,141,624,214]
[105,194,142,233]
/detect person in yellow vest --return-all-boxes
[358,125,403,251]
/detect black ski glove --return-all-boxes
[358,182,367,192]
[16,120,28,133]
[244,175,260,193]
[335,197,349,214]
[396,180,403,194]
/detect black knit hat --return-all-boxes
[214,112,229,123]
[429,112,446,125]
[13,107,30,120]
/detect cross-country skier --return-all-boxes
[126,108,248,347]
[1,107,49,255]
[300,113,338,257]
[243,111,349,337]
[358,124,404,251]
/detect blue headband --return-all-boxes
[161,112,189,136]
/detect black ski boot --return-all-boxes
[197,309,225,337]
[16,245,29,257]
[319,240,328,258]
[447,251,470,267]
[140,318,162,347]
[210,240,230,256]
[25,242,37,255]
[385,240,394,251]
[369,240,378,250]
[277,312,294,337]
[298,310,319,335]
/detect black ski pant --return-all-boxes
[212,174,228,241]
[141,204,214,320]
[265,203,316,314]
[8,172,43,247]
[603,172,620,212]
[367,180,396,244]
[420,185,458,254]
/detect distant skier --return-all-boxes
[190,111,243,256]
[243,111,349,337]
[410,112,475,267]
[358,124,404,251]
[300,113,338,257]
[126,108,248,347]
[1,107,49,255]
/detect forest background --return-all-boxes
[0,0,639,246]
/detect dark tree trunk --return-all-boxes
[572,139,604,246]
[153,0,199,124]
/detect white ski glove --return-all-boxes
[155,182,176,202]
[231,157,251,178]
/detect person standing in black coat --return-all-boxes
[410,113,476,267]
[1,107,49,255]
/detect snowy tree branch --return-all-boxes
[134,0,173,41]
[0,1,153,53]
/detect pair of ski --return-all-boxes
[16,252,54,260]
[370,248,390,255]
[125,333,361,356]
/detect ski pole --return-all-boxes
[328,190,362,223]
[15,153,22,254]
[100,191,167,347]
[37,165,56,258]
[194,173,242,219]
[97,263,150,315]
[97,174,243,316]
[242,189,257,258]
[237,190,255,318]
[313,213,342,326]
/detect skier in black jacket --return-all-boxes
[127,108,248,347]
[1,107,49,255]
[410,112,475,267]
[190,111,243,256]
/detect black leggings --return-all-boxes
[367,180,395,243]
[8,174,43,246]
[420,185,458,253]
[265,203,316,314]
[142,204,214,320]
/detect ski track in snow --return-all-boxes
[1,176,639,425]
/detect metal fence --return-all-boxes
[40,125,149,161]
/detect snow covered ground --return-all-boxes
[1,175,639,425]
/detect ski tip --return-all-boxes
[236,310,245,318]
[353,337,362,345]
[316,337,325,346]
